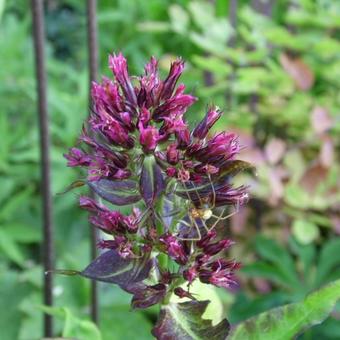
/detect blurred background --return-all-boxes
[1,0,340,339]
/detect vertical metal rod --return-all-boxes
[86,0,99,324]
[31,0,54,336]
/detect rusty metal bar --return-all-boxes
[31,0,54,336]
[86,0,99,324]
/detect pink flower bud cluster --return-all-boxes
[64,53,249,308]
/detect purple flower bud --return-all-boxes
[139,107,151,127]
[91,115,134,149]
[139,122,160,152]
[160,270,172,284]
[166,167,177,177]
[90,210,127,234]
[166,143,180,165]
[193,107,223,139]
[176,127,191,149]
[142,244,153,253]
[80,133,129,169]
[87,157,131,181]
[195,254,211,266]
[91,78,124,115]
[144,56,159,76]
[177,168,190,182]
[174,287,196,300]
[153,85,196,121]
[161,58,185,100]
[183,267,198,284]
[98,236,137,258]
[194,164,219,175]
[117,241,135,259]
[131,283,167,309]
[199,259,241,289]
[112,168,132,180]
[118,111,134,131]
[124,208,142,234]
[138,57,162,109]
[109,53,137,109]
[79,196,101,212]
[193,132,239,164]
[161,114,187,135]
[214,187,249,207]
[196,230,217,248]
[202,239,234,256]
[97,235,126,249]
[64,148,91,167]
[160,233,188,265]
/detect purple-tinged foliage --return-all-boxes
[64,52,250,339]
[131,283,167,309]
[140,157,165,207]
[80,249,153,287]
[152,300,230,340]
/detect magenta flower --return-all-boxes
[64,52,251,339]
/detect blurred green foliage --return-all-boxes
[1,0,340,339]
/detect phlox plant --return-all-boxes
[64,53,250,339]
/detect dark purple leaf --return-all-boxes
[130,283,167,309]
[161,193,178,230]
[140,156,165,206]
[80,250,152,287]
[88,179,141,206]
[152,300,230,340]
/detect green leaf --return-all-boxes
[152,300,229,340]
[41,306,101,340]
[0,268,31,340]
[1,223,41,243]
[284,184,310,209]
[188,1,215,30]
[288,237,315,282]
[0,0,5,23]
[230,279,340,340]
[169,4,189,34]
[315,239,340,288]
[292,219,319,245]
[101,305,152,340]
[191,55,232,76]
[0,229,26,266]
[254,236,299,287]
[170,281,224,326]
[0,185,34,220]
[241,262,292,288]
[215,0,228,18]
